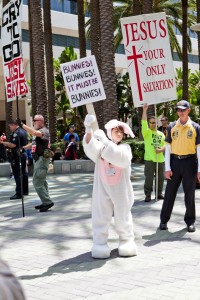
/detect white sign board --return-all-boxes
[1,0,29,102]
[60,55,106,108]
[120,12,177,107]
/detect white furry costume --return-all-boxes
[83,119,137,258]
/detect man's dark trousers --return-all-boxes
[12,154,28,196]
[160,155,197,226]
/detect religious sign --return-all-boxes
[120,12,177,107]
[60,55,106,108]
[1,0,29,102]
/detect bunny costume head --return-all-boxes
[105,120,135,141]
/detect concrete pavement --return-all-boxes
[1,163,200,300]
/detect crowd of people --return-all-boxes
[1,99,200,299]
[0,100,199,248]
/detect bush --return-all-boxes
[124,139,144,163]
[50,140,87,159]
[51,139,144,162]
[50,141,65,154]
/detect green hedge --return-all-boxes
[124,139,144,162]
[51,139,145,162]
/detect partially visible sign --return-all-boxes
[1,0,29,102]
[60,55,106,108]
[121,12,177,107]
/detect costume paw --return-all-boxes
[84,114,96,127]
[92,244,111,259]
[118,240,138,257]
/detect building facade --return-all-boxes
[0,0,199,132]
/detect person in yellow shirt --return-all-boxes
[160,100,200,232]
[142,104,165,202]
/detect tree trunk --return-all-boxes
[196,0,200,71]
[77,0,86,58]
[99,0,118,124]
[142,0,153,14]
[43,0,57,142]
[90,0,104,129]
[29,0,48,123]
[133,0,142,15]
[182,0,188,100]
[137,0,154,140]
[28,0,37,117]
[77,0,87,123]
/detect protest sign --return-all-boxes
[1,0,29,102]
[60,55,106,108]
[120,12,177,107]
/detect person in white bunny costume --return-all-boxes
[83,114,138,259]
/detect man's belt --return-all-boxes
[172,154,196,159]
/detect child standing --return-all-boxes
[65,134,78,160]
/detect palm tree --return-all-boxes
[89,0,104,128]
[77,0,87,58]
[196,0,200,70]
[29,0,48,124]
[182,0,188,100]
[113,0,196,60]
[77,0,87,125]
[28,1,36,117]
[132,0,142,15]
[143,0,153,13]
[43,0,57,142]
[140,0,155,125]
[99,0,118,124]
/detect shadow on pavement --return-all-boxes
[142,228,191,247]
[19,249,119,281]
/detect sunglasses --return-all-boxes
[33,119,41,122]
[161,119,167,122]
[149,122,156,124]
[176,108,187,112]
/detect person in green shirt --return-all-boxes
[142,104,165,202]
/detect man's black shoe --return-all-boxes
[40,203,54,212]
[144,195,151,202]
[159,223,168,230]
[35,204,45,210]
[23,193,29,196]
[187,224,196,233]
[157,194,164,200]
[10,194,21,200]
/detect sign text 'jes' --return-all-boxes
[60,55,106,108]
[121,12,177,107]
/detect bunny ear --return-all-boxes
[105,120,135,139]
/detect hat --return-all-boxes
[190,23,200,32]
[176,100,190,110]
[105,119,135,140]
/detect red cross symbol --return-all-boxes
[127,46,143,101]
